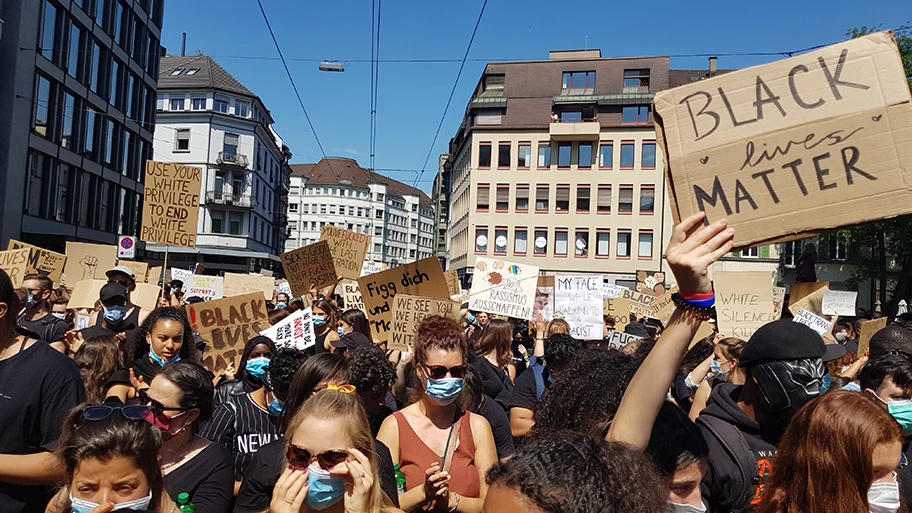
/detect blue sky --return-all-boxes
[161,0,910,193]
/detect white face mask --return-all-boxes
[868,473,901,513]
[52,312,67,320]
[70,492,152,513]
[667,500,706,513]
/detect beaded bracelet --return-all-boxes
[671,292,716,321]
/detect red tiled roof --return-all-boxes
[290,158,431,206]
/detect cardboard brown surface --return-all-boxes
[64,242,117,282]
[357,257,449,343]
[280,241,337,297]
[320,226,370,280]
[389,295,462,352]
[132,283,161,311]
[858,317,888,356]
[790,282,829,306]
[789,285,829,317]
[0,248,31,287]
[342,280,365,313]
[690,322,717,349]
[772,286,786,320]
[139,161,201,248]
[603,297,630,333]
[68,280,107,309]
[445,271,460,297]
[120,261,149,283]
[223,273,275,300]
[650,286,680,325]
[8,240,66,282]
[654,32,912,247]
[186,293,270,373]
[715,271,775,340]
[148,266,164,285]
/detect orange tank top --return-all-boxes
[393,410,480,499]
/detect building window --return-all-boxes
[515,185,529,212]
[125,74,135,117]
[483,74,505,91]
[639,231,654,259]
[557,143,571,168]
[514,229,528,255]
[537,143,551,168]
[555,229,568,256]
[229,213,242,235]
[104,119,115,166]
[494,227,508,254]
[740,247,759,258]
[68,24,82,79]
[41,1,58,62]
[475,227,488,253]
[224,133,239,154]
[623,69,650,93]
[476,184,489,211]
[120,130,131,176]
[596,230,610,257]
[61,92,76,150]
[617,231,631,258]
[562,71,596,89]
[597,186,611,213]
[89,41,101,94]
[575,229,589,257]
[375,209,383,219]
[192,98,206,110]
[496,185,509,211]
[535,185,549,212]
[823,234,848,260]
[518,143,531,168]
[640,186,655,214]
[214,96,229,113]
[170,98,184,111]
[578,143,593,168]
[173,129,190,151]
[560,110,582,123]
[576,186,590,212]
[599,142,613,168]
[235,101,249,117]
[620,142,635,168]
[555,185,570,212]
[85,107,96,156]
[622,105,650,123]
[642,141,657,169]
[498,143,511,168]
[618,186,633,214]
[478,142,492,168]
[34,75,52,138]
[109,58,122,107]
[534,229,548,255]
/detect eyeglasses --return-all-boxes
[422,364,467,380]
[83,404,151,421]
[286,444,348,471]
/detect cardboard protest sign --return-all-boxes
[140,161,201,248]
[281,241,338,297]
[75,314,91,330]
[789,285,828,317]
[650,287,680,325]
[132,283,161,311]
[772,286,786,320]
[793,308,833,335]
[223,273,274,301]
[714,272,775,340]
[171,269,223,300]
[607,331,643,351]
[390,295,462,351]
[654,32,912,248]
[319,226,370,280]
[469,258,540,320]
[445,271,461,297]
[119,261,149,283]
[260,308,316,350]
[790,282,829,306]
[532,276,554,321]
[148,266,164,285]
[357,257,448,343]
[64,242,117,282]
[0,248,30,287]
[622,288,655,305]
[603,297,630,333]
[858,317,888,356]
[636,270,667,295]
[691,322,717,349]
[275,281,292,298]
[8,240,66,282]
[342,280,365,313]
[554,274,604,340]
[361,261,382,276]
[67,279,107,309]
[822,290,858,316]
[186,293,270,373]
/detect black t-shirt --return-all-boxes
[475,396,514,458]
[234,437,400,513]
[468,356,514,412]
[164,442,235,513]
[19,313,69,344]
[671,374,698,413]
[106,355,162,387]
[0,337,86,513]
[510,365,539,411]
[201,394,280,481]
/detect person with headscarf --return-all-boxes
[214,336,277,407]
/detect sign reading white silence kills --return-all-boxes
[140,161,201,248]
[714,271,775,340]
[554,274,604,340]
[260,308,316,350]
[469,257,539,320]
[654,32,912,248]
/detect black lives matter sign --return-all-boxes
[655,31,912,248]
[140,161,202,248]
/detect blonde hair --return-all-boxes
[285,390,388,511]
[547,319,570,336]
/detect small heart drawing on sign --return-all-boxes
[873,114,883,122]
[700,156,709,164]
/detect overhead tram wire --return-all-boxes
[369,0,382,175]
[414,0,489,188]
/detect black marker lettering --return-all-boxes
[841,146,876,184]
[782,158,809,196]
[789,64,825,109]
[818,49,869,100]
[812,153,836,191]
[733,179,758,214]
[679,91,720,141]
[719,86,758,128]
[751,169,780,204]
[754,76,787,120]
[693,177,732,216]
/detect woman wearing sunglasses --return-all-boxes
[145,361,234,513]
[377,316,497,513]
[271,389,402,513]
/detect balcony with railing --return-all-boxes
[217,152,249,168]
[206,190,257,209]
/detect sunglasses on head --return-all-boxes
[82,404,151,421]
[286,445,348,471]
[422,364,466,380]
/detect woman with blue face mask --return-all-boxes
[214,336,277,407]
[270,388,400,513]
[376,316,497,513]
[310,301,341,356]
[688,337,747,421]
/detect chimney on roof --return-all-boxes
[708,56,717,78]
[181,33,186,57]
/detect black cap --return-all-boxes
[738,320,826,368]
[331,332,373,351]
[99,282,129,302]
[823,343,847,362]
[624,322,650,339]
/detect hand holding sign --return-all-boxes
[665,212,735,293]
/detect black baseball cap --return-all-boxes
[739,320,826,368]
[331,332,373,351]
[99,282,129,302]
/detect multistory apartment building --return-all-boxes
[0,0,163,249]
[287,158,435,267]
[151,55,290,274]
[432,153,451,270]
[445,49,674,289]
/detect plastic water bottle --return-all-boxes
[177,492,195,513]
[394,463,406,494]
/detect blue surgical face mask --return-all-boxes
[103,305,127,324]
[337,326,345,338]
[304,465,346,510]
[710,359,729,382]
[276,302,287,310]
[425,377,464,406]
[313,315,326,327]
[268,397,284,416]
[245,357,270,381]
[821,372,832,394]
[70,492,152,513]
[149,349,181,367]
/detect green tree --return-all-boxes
[840,26,912,316]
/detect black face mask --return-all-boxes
[752,358,826,418]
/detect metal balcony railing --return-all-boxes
[217,152,249,168]
[206,191,257,208]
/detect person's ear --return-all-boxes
[184,408,200,426]
[0,301,9,320]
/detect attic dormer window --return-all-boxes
[169,68,185,76]
[185,68,200,76]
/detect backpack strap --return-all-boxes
[696,415,758,511]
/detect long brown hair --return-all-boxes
[757,391,904,513]
[312,299,340,333]
[475,318,513,368]
[74,336,124,403]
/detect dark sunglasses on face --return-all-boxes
[286,445,348,471]
[83,404,151,421]
[422,364,467,380]
[139,390,192,418]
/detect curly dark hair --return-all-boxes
[486,431,668,513]
[414,316,467,366]
[543,333,583,371]
[347,346,396,397]
[531,348,640,439]
[266,346,309,399]
[129,307,199,363]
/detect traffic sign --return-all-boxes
[118,235,136,259]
